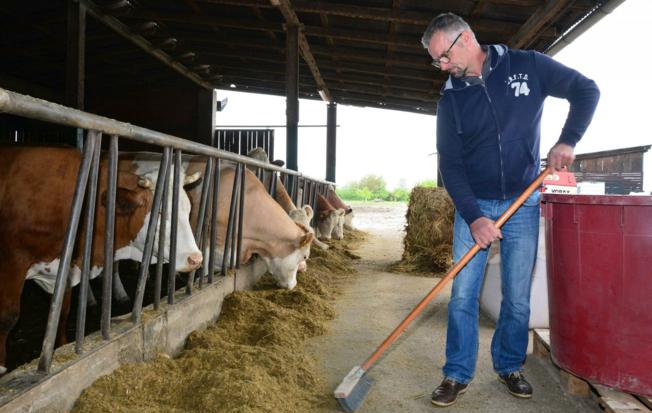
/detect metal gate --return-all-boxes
[215,129,274,159]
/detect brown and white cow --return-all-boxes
[0,147,202,375]
[186,158,313,289]
[326,186,354,230]
[316,193,345,241]
[245,147,328,252]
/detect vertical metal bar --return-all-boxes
[310,181,318,228]
[187,157,213,294]
[270,171,277,199]
[66,0,86,149]
[290,175,297,205]
[132,148,171,323]
[293,176,300,207]
[208,159,221,282]
[101,135,118,339]
[268,130,274,160]
[236,165,246,269]
[221,164,240,275]
[302,178,308,207]
[153,156,171,311]
[167,149,181,305]
[38,132,96,374]
[200,226,209,287]
[229,167,241,270]
[75,130,101,353]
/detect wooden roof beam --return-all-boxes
[471,0,492,18]
[509,0,569,49]
[194,0,524,31]
[122,10,424,50]
[81,0,216,90]
[269,0,331,103]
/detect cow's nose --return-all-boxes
[187,252,203,268]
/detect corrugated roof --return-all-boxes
[0,0,611,115]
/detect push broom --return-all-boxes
[334,168,550,412]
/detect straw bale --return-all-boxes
[394,187,455,274]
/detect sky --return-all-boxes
[215,0,651,190]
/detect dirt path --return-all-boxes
[308,202,593,413]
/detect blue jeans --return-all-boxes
[442,191,540,384]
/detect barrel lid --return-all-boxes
[542,194,652,206]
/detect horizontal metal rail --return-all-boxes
[0,88,334,186]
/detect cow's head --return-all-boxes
[344,209,354,230]
[317,209,340,241]
[261,224,313,289]
[331,208,346,240]
[101,172,154,259]
[114,164,203,273]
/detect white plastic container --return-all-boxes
[479,217,548,329]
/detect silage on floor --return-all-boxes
[72,229,366,413]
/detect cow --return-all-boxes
[244,147,328,251]
[0,147,202,375]
[326,186,354,230]
[186,157,313,290]
[315,193,345,241]
[104,152,206,304]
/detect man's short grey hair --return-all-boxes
[421,12,472,49]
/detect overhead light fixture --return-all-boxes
[229,83,237,88]
[217,97,229,112]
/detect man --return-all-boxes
[422,13,599,407]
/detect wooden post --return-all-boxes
[326,102,337,182]
[66,0,86,148]
[197,88,217,146]
[285,24,299,171]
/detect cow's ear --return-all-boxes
[294,221,310,234]
[337,208,346,216]
[298,231,313,248]
[240,247,253,264]
[302,204,314,219]
[183,176,204,192]
[102,188,146,216]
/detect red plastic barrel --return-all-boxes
[542,194,652,397]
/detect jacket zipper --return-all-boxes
[481,84,507,199]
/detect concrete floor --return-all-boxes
[308,202,595,413]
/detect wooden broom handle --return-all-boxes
[361,168,551,372]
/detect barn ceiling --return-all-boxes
[0,0,611,115]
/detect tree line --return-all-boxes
[336,174,436,202]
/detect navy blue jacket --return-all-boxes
[436,44,600,225]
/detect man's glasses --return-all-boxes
[431,32,463,69]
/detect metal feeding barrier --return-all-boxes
[0,87,333,376]
[215,128,275,160]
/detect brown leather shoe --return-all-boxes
[431,377,468,407]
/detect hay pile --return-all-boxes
[72,229,366,413]
[394,187,455,274]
